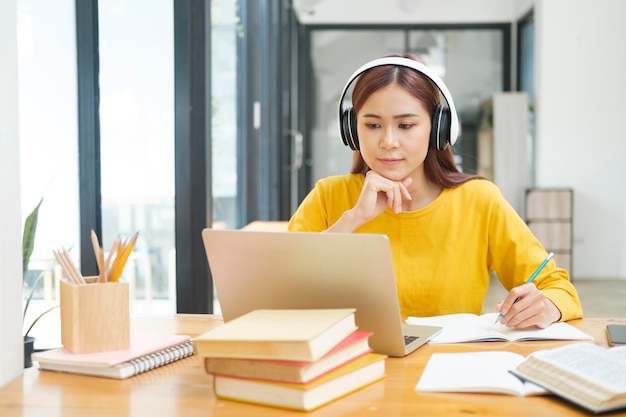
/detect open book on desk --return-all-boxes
[416,351,548,396]
[406,312,593,344]
[511,343,626,413]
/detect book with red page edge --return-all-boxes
[204,331,373,384]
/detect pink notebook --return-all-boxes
[32,333,193,378]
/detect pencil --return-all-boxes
[109,232,139,282]
[105,236,121,282]
[495,252,554,323]
[90,229,106,283]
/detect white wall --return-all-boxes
[0,0,26,387]
[535,0,626,278]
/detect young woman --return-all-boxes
[288,55,582,329]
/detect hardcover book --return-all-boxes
[193,308,357,361]
[213,353,386,411]
[204,330,372,383]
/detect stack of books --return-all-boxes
[193,308,386,411]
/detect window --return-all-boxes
[211,0,241,230]
[18,1,178,349]
[18,0,79,348]
[19,0,297,327]
[98,0,176,315]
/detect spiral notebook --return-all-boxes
[32,333,193,379]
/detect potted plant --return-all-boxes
[22,198,58,368]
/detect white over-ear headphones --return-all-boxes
[338,56,460,151]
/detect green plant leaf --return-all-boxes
[24,305,59,338]
[22,198,43,279]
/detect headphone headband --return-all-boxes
[338,57,459,145]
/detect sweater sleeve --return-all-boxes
[485,184,583,321]
[288,175,364,232]
[288,179,331,232]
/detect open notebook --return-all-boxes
[406,313,593,343]
[201,229,441,357]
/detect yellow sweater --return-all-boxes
[288,174,582,320]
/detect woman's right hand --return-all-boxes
[355,170,413,219]
[326,171,412,233]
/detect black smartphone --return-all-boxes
[606,324,626,346]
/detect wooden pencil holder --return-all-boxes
[60,278,130,354]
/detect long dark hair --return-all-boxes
[349,55,482,188]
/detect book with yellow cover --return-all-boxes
[193,308,357,361]
[213,353,386,411]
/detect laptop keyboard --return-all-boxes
[404,335,420,345]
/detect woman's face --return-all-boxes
[356,83,431,182]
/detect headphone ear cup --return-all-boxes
[340,108,351,147]
[341,108,360,150]
[430,105,452,150]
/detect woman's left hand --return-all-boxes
[495,283,562,329]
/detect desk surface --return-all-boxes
[2,315,625,417]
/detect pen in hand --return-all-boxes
[495,252,554,323]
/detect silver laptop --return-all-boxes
[201,229,441,357]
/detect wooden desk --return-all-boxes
[241,221,289,232]
[2,315,625,417]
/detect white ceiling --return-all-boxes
[291,0,534,25]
